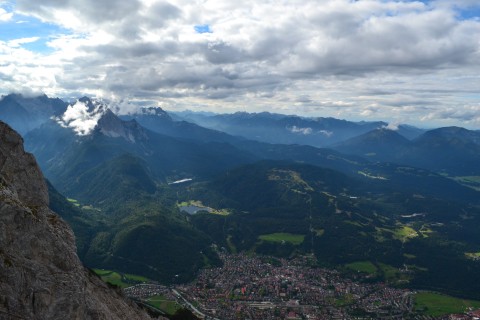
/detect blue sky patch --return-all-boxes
[0,2,70,54]
[456,6,480,20]
[21,38,55,54]
[194,24,212,34]
[0,15,69,41]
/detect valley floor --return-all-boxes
[121,252,480,320]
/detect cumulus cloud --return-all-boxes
[289,126,313,135]
[107,98,167,116]
[0,0,479,127]
[0,7,13,21]
[56,100,107,135]
[319,130,333,137]
[382,122,400,131]
[7,37,39,48]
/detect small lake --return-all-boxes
[168,178,193,185]
[180,205,213,215]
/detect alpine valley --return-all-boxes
[2,93,480,318]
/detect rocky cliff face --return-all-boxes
[96,109,148,143]
[0,121,151,320]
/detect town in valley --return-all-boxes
[122,251,480,320]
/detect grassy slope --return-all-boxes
[146,295,182,315]
[345,261,377,274]
[259,233,306,245]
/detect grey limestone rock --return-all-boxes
[0,121,152,320]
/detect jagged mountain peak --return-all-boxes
[95,109,147,143]
[0,93,68,135]
[55,98,109,135]
[98,108,117,121]
[78,96,97,111]
[55,98,147,142]
[137,106,171,119]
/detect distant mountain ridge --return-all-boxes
[2,92,479,189]
[14,95,480,204]
[121,108,241,144]
[0,93,67,134]
[333,126,480,176]
[173,110,426,147]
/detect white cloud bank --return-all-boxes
[1,0,480,128]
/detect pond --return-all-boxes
[180,205,213,215]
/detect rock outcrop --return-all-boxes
[96,109,147,143]
[0,121,151,320]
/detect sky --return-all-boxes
[1,0,480,128]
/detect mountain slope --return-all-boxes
[332,128,412,162]
[45,150,221,283]
[0,121,150,319]
[66,153,157,205]
[25,110,255,193]
[411,127,480,175]
[185,160,480,298]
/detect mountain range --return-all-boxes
[174,110,426,146]
[333,127,480,176]
[0,121,151,319]
[1,93,480,300]
[0,94,67,135]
